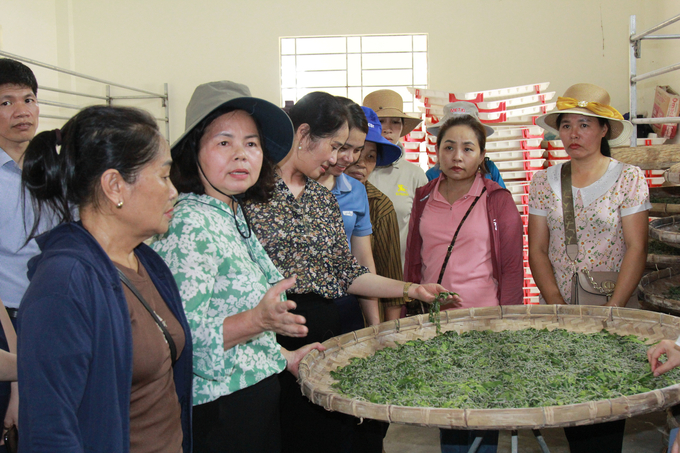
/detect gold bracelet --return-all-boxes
[403,282,414,302]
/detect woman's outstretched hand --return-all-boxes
[255,276,308,338]
[647,339,680,377]
[410,283,463,307]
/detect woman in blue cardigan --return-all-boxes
[18,106,193,453]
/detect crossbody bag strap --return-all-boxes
[117,269,178,366]
[437,186,487,285]
[560,162,579,262]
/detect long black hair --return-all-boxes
[22,105,163,238]
[170,107,276,203]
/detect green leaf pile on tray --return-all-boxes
[330,328,680,409]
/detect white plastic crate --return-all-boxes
[486,138,542,151]
[488,125,544,140]
[486,149,545,161]
[478,103,556,122]
[408,82,551,102]
[403,141,422,150]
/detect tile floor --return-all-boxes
[383,410,669,452]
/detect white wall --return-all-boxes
[1,0,678,143]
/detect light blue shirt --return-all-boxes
[0,148,43,308]
[331,173,372,250]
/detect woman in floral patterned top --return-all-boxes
[528,83,650,453]
[152,81,324,453]
[245,92,461,453]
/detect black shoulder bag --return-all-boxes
[118,270,178,365]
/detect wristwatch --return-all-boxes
[403,282,414,303]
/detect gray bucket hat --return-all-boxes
[172,81,294,163]
[427,101,495,137]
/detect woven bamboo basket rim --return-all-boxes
[650,217,680,247]
[639,266,680,315]
[647,253,680,267]
[298,304,680,430]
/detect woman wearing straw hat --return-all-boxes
[244,91,461,453]
[425,102,506,189]
[152,81,325,453]
[528,83,650,452]
[345,106,405,322]
[362,89,428,272]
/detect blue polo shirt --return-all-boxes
[0,147,43,309]
[331,173,372,250]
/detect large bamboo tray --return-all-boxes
[298,304,680,430]
[650,217,680,249]
[639,267,680,316]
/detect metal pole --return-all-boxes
[106,85,111,106]
[630,13,680,42]
[631,62,680,82]
[466,436,483,453]
[511,430,519,453]
[40,86,109,101]
[0,50,165,97]
[630,15,638,146]
[631,117,680,125]
[533,429,551,453]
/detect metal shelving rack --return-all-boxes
[629,13,680,146]
[0,50,170,139]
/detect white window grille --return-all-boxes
[280,34,428,112]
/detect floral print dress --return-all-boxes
[152,193,286,405]
[528,160,650,304]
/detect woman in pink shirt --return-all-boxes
[404,114,523,452]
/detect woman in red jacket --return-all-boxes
[404,113,523,453]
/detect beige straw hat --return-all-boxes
[536,83,633,147]
[362,90,422,137]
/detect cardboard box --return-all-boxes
[652,85,680,139]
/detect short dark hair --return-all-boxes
[0,59,38,94]
[336,97,368,134]
[170,107,276,203]
[435,115,488,174]
[556,114,612,157]
[288,92,348,141]
[22,106,162,237]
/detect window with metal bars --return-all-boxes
[280,34,428,111]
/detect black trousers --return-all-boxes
[277,293,384,453]
[563,419,626,453]
[192,374,281,453]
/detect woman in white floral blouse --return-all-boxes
[528,83,650,453]
[152,81,324,453]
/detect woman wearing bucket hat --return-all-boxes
[362,89,428,271]
[425,102,506,189]
[244,91,461,453]
[404,112,523,453]
[345,106,405,322]
[152,81,325,453]
[528,83,650,452]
